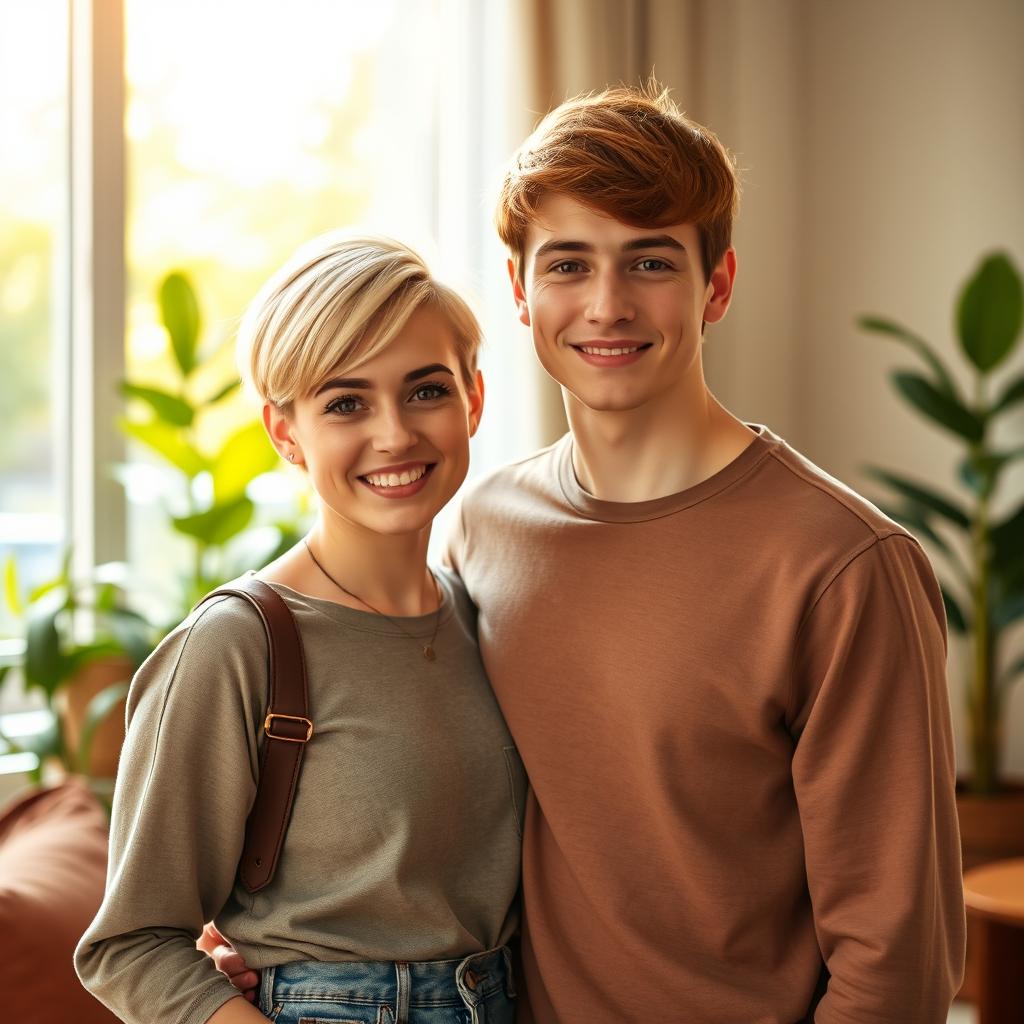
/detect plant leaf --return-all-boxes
[4,555,23,616]
[891,371,985,442]
[27,577,66,603]
[1001,655,1024,692]
[864,466,970,529]
[991,504,1024,571]
[24,590,68,696]
[957,252,1023,373]
[940,585,968,633]
[992,586,1024,629]
[103,608,154,668]
[205,379,241,406]
[77,681,130,776]
[14,714,61,763]
[120,382,195,427]
[211,421,278,503]
[856,316,960,398]
[958,448,1024,499]
[173,496,255,545]
[158,272,201,378]
[992,373,1024,415]
[119,417,209,477]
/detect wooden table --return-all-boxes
[962,857,1024,1023]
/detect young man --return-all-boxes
[209,84,965,1021]
[443,84,965,1022]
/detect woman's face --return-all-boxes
[268,304,483,540]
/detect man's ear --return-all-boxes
[263,402,302,466]
[702,247,738,326]
[467,370,485,438]
[508,258,531,327]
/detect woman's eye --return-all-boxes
[325,395,363,415]
[411,382,453,402]
[637,258,670,272]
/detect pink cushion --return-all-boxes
[0,779,120,1023]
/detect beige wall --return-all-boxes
[691,0,1024,777]
[512,0,1024,778]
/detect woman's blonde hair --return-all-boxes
[237,233,482,408]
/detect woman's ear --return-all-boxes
[467,370,485,438]
[263,402,303,466]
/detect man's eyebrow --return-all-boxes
[314,364,454,396]
[533,240,595,263]
[533,235,687,264]
[621,235,687,253]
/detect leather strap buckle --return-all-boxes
[264,713,314,743]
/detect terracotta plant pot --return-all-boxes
[57,655,133,780]
[954,780,1024,1005]
[956,781,1024,871]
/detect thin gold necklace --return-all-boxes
[303,539,441,661]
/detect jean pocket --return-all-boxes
[297,1011,389,1024]
[502,745,528,839]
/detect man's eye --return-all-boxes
[637,258,670,271]
[411,382,453,402]
[325,395,363,415]
[551,260,584,274]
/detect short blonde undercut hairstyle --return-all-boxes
[237,233,482,409]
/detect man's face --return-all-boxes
[513,194,735,416]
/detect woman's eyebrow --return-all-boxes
[314,364,454,396]
[405,363,454,382]
[315,377,370,394]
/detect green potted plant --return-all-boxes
[0,551,155,789]
[119,271,304,623]
[858,251,1024,863]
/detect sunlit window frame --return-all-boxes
[0,0,125,680]
[3,0,522,652]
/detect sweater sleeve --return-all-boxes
[74,595,268,1024]
[441,495,468,578]
[790,533,966,1023]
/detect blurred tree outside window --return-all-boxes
[0,0,68,681]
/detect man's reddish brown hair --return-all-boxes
[496,81,740,285]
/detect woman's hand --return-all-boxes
[197,923,260,1002]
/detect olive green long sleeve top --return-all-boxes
[75,570,524,1024]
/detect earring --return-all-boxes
[286,452,295,463]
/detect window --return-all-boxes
[0,0,522,732]
[0,0,69,651]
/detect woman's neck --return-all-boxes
[262,517,437,617]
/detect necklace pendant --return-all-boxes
[423,644,436,661]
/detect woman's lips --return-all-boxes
[357,462,436,499]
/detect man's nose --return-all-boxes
[584,272,635,325]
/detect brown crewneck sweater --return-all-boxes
[447,424,965,1024]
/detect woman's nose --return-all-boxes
[371,406,417,454]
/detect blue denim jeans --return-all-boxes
[257,946,516,1024]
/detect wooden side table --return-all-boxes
[962,858,1024,1024]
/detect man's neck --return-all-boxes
[566,388,756,504]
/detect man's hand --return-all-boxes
[197,923,260,1002]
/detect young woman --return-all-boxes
[75,235,524,1024]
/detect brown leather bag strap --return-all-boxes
[200,576,312,893]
